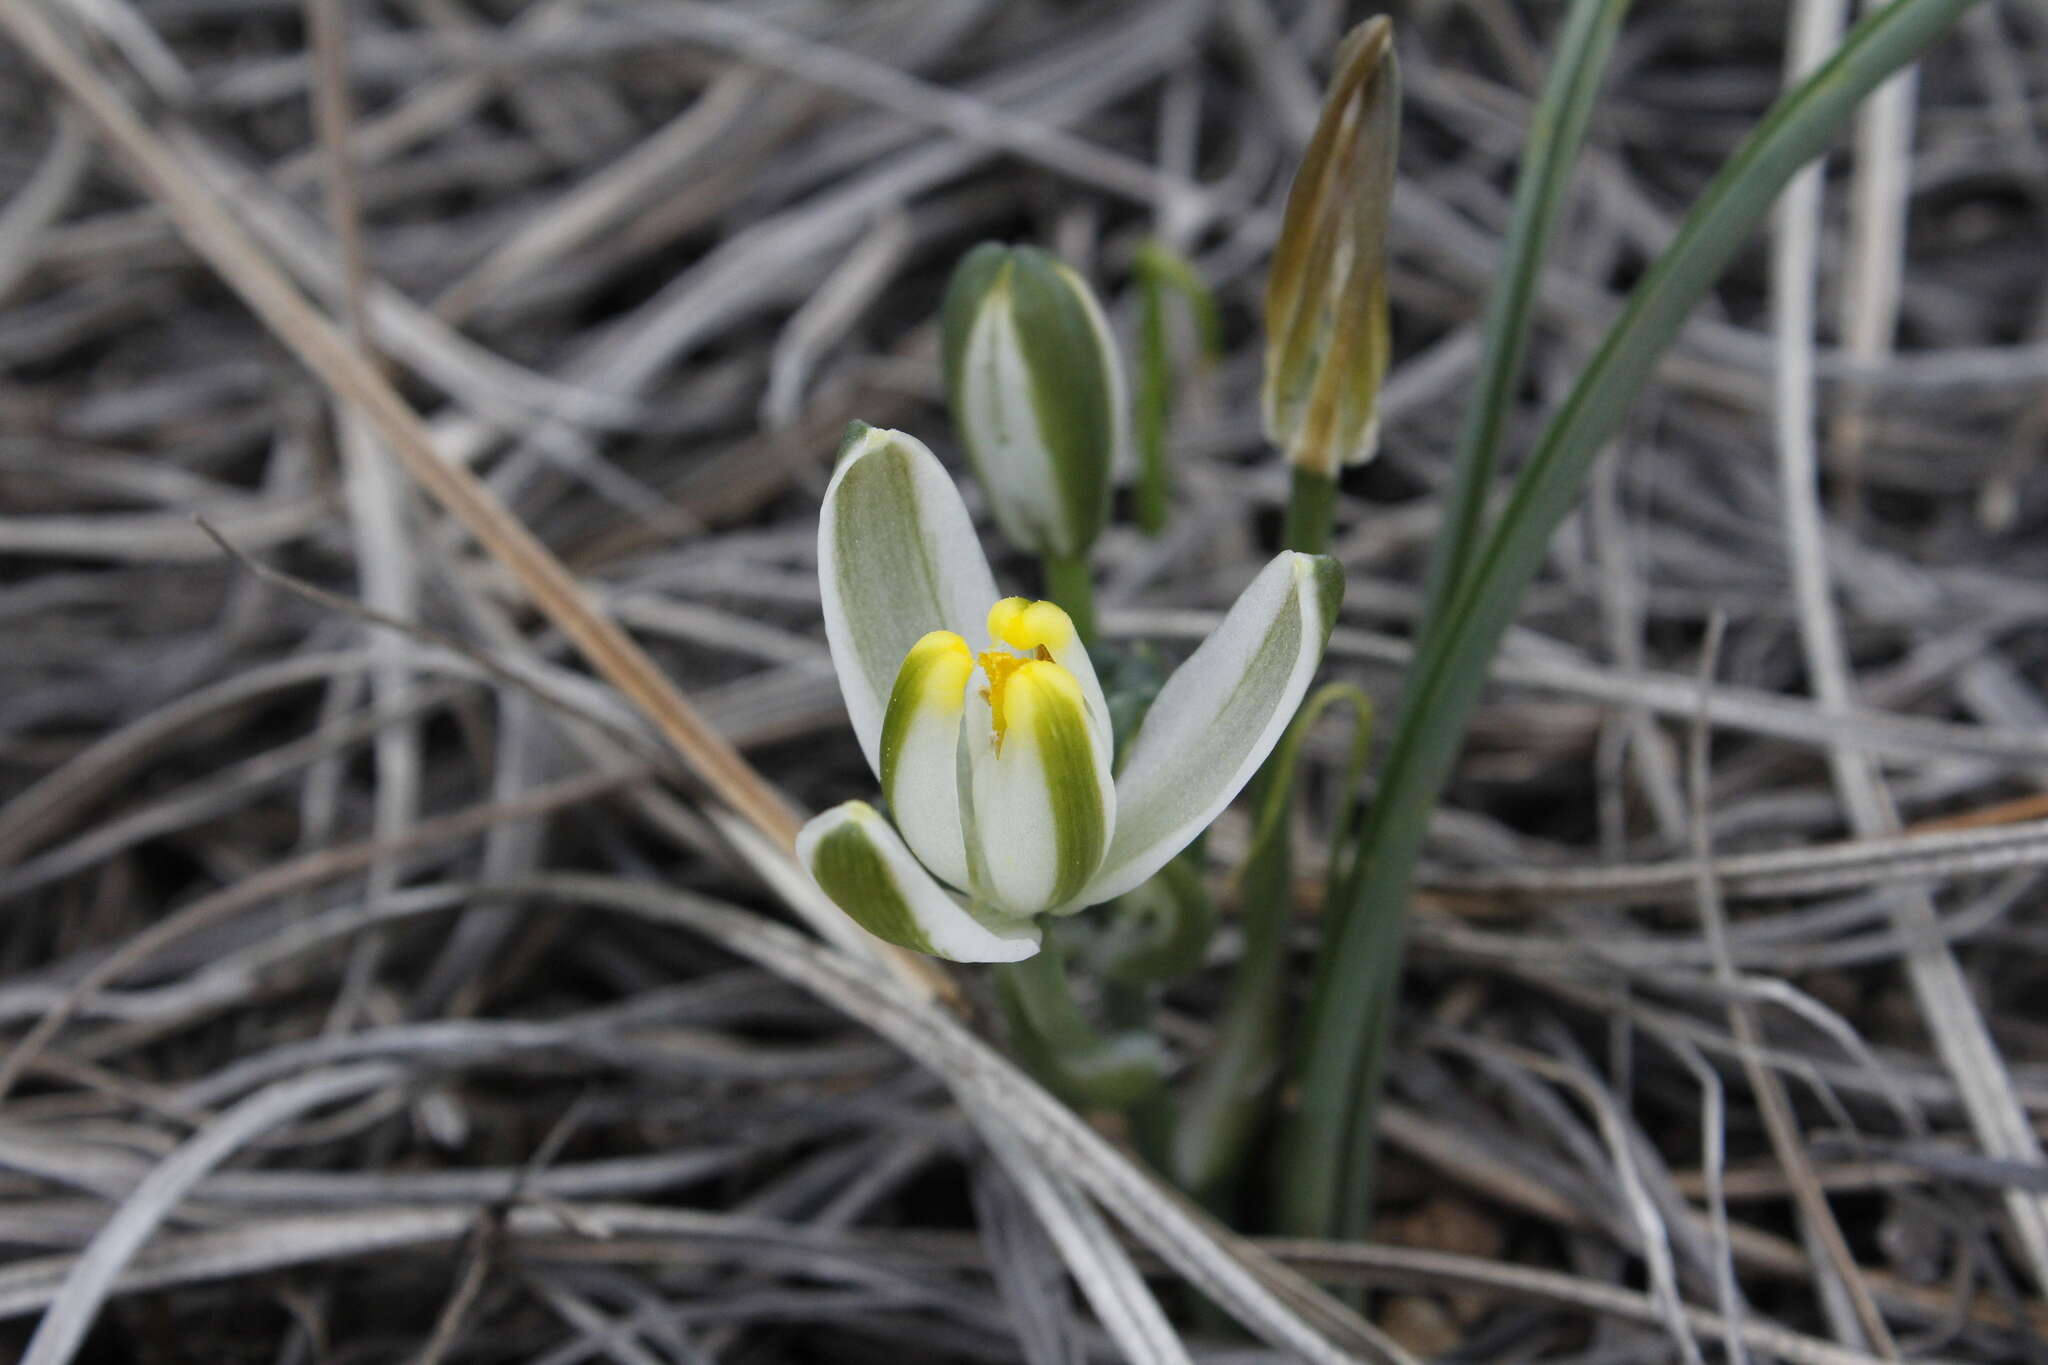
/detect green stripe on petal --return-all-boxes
[819,425,998,776]
[797,802,1040,963]
[879,631,974,890]
[940,243,1010,399]
[969,660,1115,916]
[1075,552,1341,909]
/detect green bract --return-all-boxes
[1263,17,1399,478]
[941,244,1126,559]
[803,423,1343,962]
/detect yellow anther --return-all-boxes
[978,653,1083,756]
[977,650,1026,752]
[986,598,1076,653]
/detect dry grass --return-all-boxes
[1,0,2045,1360]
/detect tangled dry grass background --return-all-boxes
[2,0,2047,1359]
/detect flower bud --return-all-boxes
[1263,17,1399,478]
[941,244,1126,559]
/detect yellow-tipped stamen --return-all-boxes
[977,650,1027,751]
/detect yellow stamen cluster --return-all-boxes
[977,649,1026,751]
[976,598,1076,754]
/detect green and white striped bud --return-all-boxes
[1263,17,1400,478]
[941,244,1126,559]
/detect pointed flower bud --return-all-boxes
[941,244,1126,559]
[804,426,1343,962]
[1263,17,1399,478]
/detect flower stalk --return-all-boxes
[1280,467,1338,557]
[1040,550,1098,647]
[997,930,1166,1110]
[1131,241,1221,537]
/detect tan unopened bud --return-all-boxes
[1263,17,1399,478]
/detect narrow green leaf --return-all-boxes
[1287,0,1983,1240]
[1422,0,1634,619]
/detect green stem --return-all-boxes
[1280,468,1336,555]
[1040,551,1097,645]
[1168,779,1289,1213]
[1000,937,1097,1054]
[1135,274,1173,536]
[996,927,1163,1111]
[1178,684,1369,1218]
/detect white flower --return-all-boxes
[800,423,1343,962]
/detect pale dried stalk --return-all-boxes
[1769,0,2048,1297]
[0,15,1321,1362]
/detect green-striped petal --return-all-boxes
[879,630,974,891]
[1076,551,1342,908]
[820,423,999,775]
[965,658,1116,917]
[797,801,1041,963]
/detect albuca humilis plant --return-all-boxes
[793,0,1980,1256]
[797,423,1341,962]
